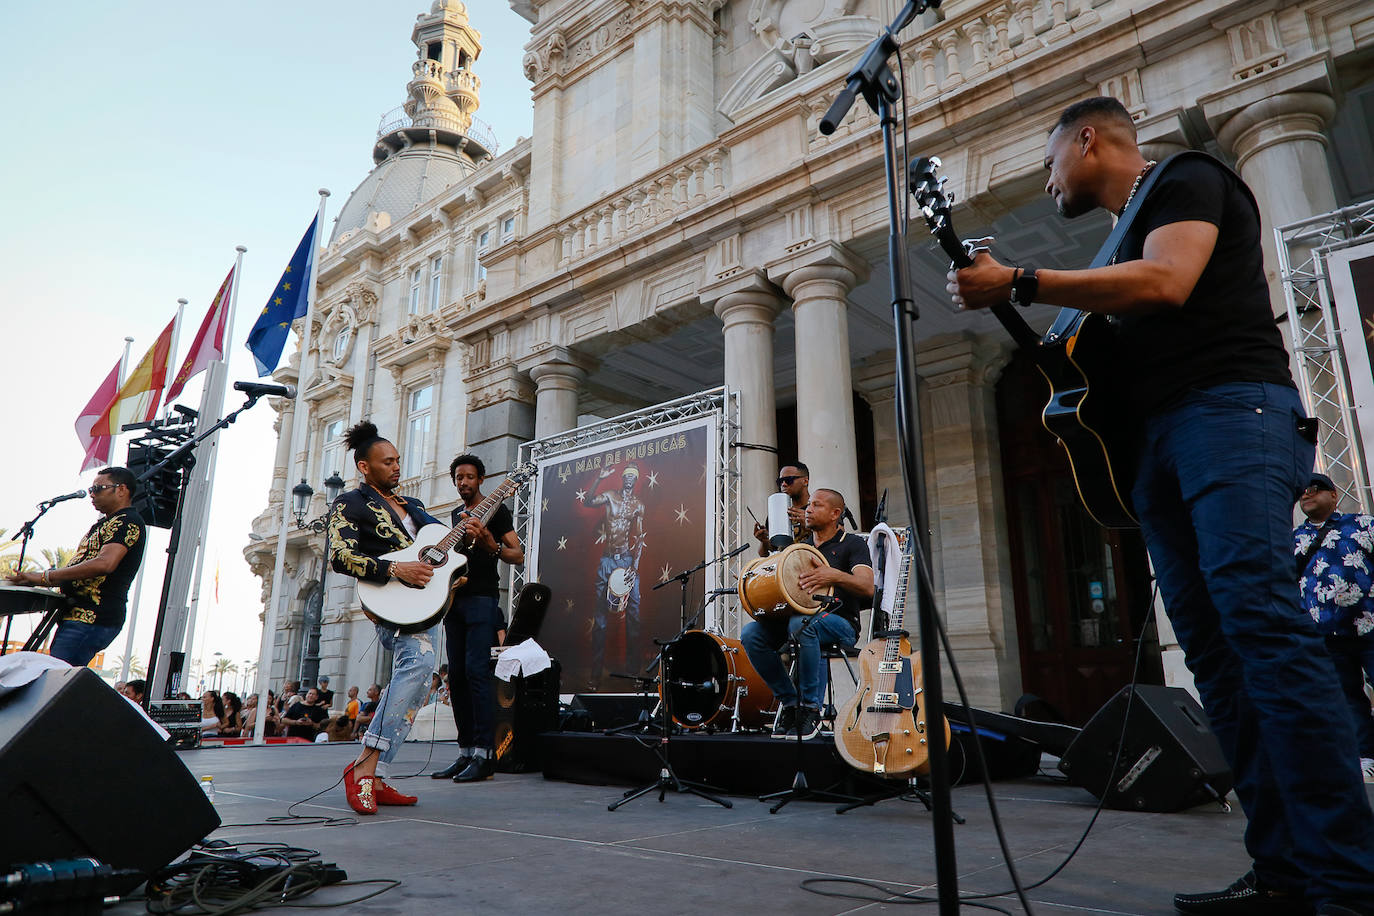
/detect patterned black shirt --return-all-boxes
[61,506,146,628]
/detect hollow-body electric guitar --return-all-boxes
[357,462,537,633]
[910,156,1139,529]
[835,524,949,778]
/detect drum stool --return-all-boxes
[777,640,860,734]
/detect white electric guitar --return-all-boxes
[357,462,537,633]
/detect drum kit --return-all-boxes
[647,543,832,733]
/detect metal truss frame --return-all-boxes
[512,387,744,637]
[1278,197,1374,512]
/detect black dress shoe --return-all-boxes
[1174,871,1311,915]
[431,756,471,779]
[453,756,495,782]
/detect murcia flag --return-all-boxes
[166,266,235,402]
[74,358,121,472]
[92,317,176,437]
[245,215,318,376]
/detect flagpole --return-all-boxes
[113,335,142,684]
[180,246,247,674]
[253,190,329,744]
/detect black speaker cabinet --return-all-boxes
[492,660,560,773]
[0,666,220,887]
[1058,684,1233,812]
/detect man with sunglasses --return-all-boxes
[1295,473,1374,785]
[7,467,146,667]
[753,463,811,557]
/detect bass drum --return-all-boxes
[660,630,772,731]
[738,543,832,621]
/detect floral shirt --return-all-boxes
[1295,511,1374,637]
[61,507,146,628]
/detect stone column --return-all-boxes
[714,286,784,517]
[1202,60,1339,314]
[853,351,908,528]
[529,361,587,439]
[776,247,867,508]
[916,332,1019,711]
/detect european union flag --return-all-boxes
[246,214,319,376]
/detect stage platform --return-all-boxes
[95,739,1374,916]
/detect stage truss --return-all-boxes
[1279,197,1374,512]
[513,387,745,637]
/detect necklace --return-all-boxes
[1118,160,1157,216]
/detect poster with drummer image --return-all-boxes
[527,418,718,694]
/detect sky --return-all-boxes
[0,2,534,689]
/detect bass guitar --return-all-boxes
[910,156,1138,529]
[357,461,537,633]
[835,524,949,778]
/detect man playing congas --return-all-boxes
[740,488,873,740]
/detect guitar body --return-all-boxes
[1036,313,1139,529]
[909,156,1140,530]
[835,636,950,778]
[356,523,469,633]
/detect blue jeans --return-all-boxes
[1132,382,1374,902]
[740,611,856,709]
[1327,634,1374,759]
[361,622,439,777]
[49,620,122,668]
[445,594,499,751]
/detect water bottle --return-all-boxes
[200,775,215,804]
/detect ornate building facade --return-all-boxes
[248,0,1374,721]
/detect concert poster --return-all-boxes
[1328,239,1374,469]
[527,418,718,694]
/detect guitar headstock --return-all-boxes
[508,461,539,487]
[909,156,971,268]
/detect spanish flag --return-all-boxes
[92,316,177,437]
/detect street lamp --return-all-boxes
[293,472,345,691]
[212,651,223,692]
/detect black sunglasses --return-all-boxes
[88,484,122,494]
[777,475,803,486]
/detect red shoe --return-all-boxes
[343,762,377,815]
[373,780,417,806]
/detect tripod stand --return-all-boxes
[608,548,744,810]
[760,609,864,813]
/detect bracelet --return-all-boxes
[42,570,51,586]
[1010,266,1039,307]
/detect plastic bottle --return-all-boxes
[200,775,215,804]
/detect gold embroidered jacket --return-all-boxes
[327,485,439,584]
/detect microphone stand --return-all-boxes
[820,1,959,911]
[607,546,747,810]
[5,499,61,656]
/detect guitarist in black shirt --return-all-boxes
[953,96,1374,915]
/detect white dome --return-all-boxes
[331,146,474,244]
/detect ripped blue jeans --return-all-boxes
[361,622,440,777]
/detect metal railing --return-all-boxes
[376,106,499,156]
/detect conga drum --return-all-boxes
[737,543,832,621]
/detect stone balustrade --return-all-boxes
[412,58,445,81]
[557,148,729,266]
[445,68,481,96]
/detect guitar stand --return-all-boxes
[760,613,864,814]
[836,775,966,821]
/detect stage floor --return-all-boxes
[104,740,1372,915]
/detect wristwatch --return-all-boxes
[1010,267,1039,307]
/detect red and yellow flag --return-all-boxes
[92,317,176,437]
[166,267,234,402]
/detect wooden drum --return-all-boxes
[737,543,832,622]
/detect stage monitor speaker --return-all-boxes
[0,666,220,890]
[1058,684,1233,812]
[492,660,561,773]
[569,693,653,731]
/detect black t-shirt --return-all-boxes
[450,503,515,598]
[807,529,873,633]
[316,689,334,707]
[1116,156,1293,416]
[283,701,327,739]
[61,506,147,629]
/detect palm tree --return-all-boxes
[0,529,37,578]
[41,547,76,569]
[211,657,237,692]
[108,655,145,678]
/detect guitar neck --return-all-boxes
[884,530,915,660]
[444,480,517,551]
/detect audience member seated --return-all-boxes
[343,686,360,721]
[200,690,225,737]
[351,684,381,738]
[120,679,146,704]
[276,680,300,714]
[281,687,329,739]
[218,692,244,737]
[240,693,276,738]
[424,672,442,706]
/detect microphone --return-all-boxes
[812,594,843,610]
[670,678,717,692]
[708,587,737,596]
[41,490,87,506]
[233,381,297,399]
[725,541,752,559]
